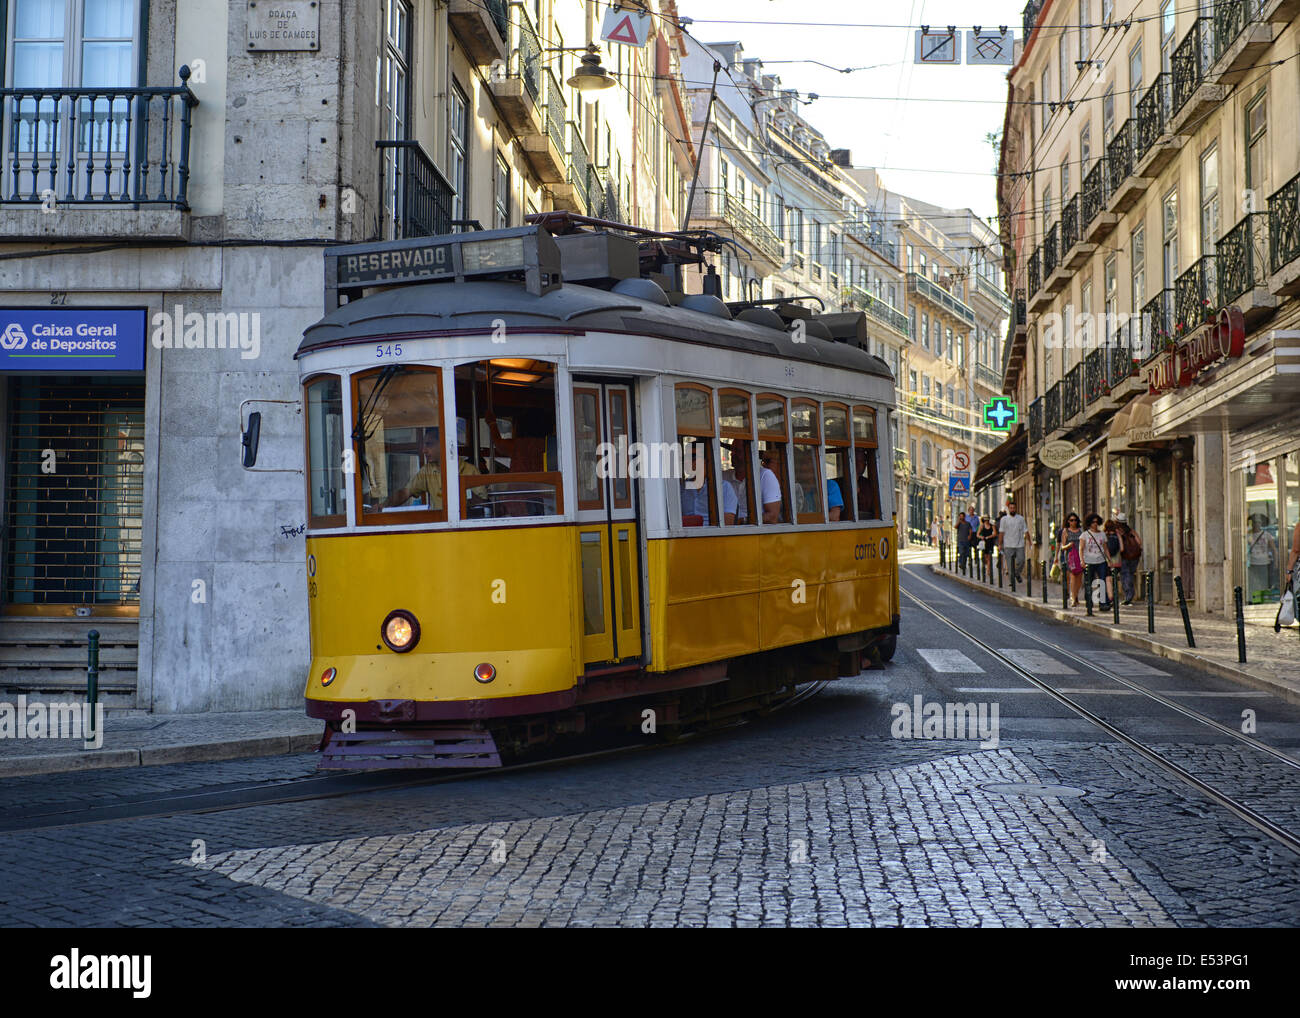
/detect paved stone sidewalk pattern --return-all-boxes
[184,749,1172,927]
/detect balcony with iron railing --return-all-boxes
[1060,193,1080,258]
[850,287,911,339]
[1268,169,1300,289]
[1042,222,1059,280]
[1044,382,1061,434]
[1109,317,1139,390]
[846,220,898,265]
[974,272,1012,313]
[724,194,783,264]
[1106,119,1141,212]
[1174,256,1217,334]
[906,272,976,326]
[1023,0,1045,43]
[974,363,1002,390]
[1135,72,1175,171]
[376,139,454,239]
[1211,0,1274,83]
[549,120,589,215]
[449,0,510,66]
[1014,287,1027,328]
[1028,397,1043,446]
[1216,211,1270,308]
[1171,18,1219,125]
[1028,247,1042,299]
[0,69,199,234]
[592,166,622,223]
[1084,347,1109,405]
[1080,157,1119,243]
[1062,363,1083,423]
[1141,288,1176,362]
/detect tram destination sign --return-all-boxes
[0,307,146,372]
[336,242,455,287]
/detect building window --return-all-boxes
[1128,41,1142,120]
[1079,1,1091,63]
[1104,254,1118,337]
[379,0,412,239]
[1200,143,1219,256]
[1102,87,1115,143]
[909,369,918,392]
[1131,224,1146,314]
[1246,92,1267,198]
[921,313,930,350]
[1160,0,1176,73]
[494,151,510,228]
[1060,157,1069,201]
[1040,67,1051,130]
[1080,123,1092,175]
[450,80,469,228]
[1058,29,1069,104]
[1162,187,1178,290]
[909,306,918,341]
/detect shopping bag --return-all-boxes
[1049,561,1062,582]
[1067,543,1084,575]
[1280,590,1296,628]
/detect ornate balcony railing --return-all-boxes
[1175,256,1217,333]
[514,7,543,104]
[1268,169,1300,275]
[906,272,976,326]
[1216,212,1268,305]
[593,166,622,223]
[1063,363,1083,420]
[376,139,454,238]
[1028,247,1042,296]
[974,272,1012,311]
[1140,288,1176,361]
[1107,119,1135,189]
[1109,317,1137,388]
[568,121,589,210]
[1061,194,1080,254]
[544,69,566,157]
[1081,159,1108,226]
[847,220,897,265]
[1172,18,1217,117]
[1023,0,1045,42]
[1015,288,1027,325]
[1028,397,1043,445]
[0,71,199,206]
[1044,383,1061,433]
[724,193,783,263]
[1043,222,1059,278]
[975,363,1001,389]
[1084,347,1109,404]
[1213,0,1266,64]
[1136,72,1172,161]
[851,287,911,338]
[486,0,509,40]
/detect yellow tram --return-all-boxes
[273,223,898,767]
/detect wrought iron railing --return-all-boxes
[974,272,1012,311]
[1044,382,1061,433]
[514,7,543,104]
[1213,0,1266,65]
[906,272,976,326]
[1063,363,1083,420]
[1172,18,1217,117]
[1043,222,1059,278]
[1216,212,1268,305]
[1028,397,1043,445]
[1015,287,1027,325]
[724,193,783,262]
[1,70,199,206]
[545,69,566,157]
[1107,119,1135,190]
[593,166,622,223]
[851,287,911,337]
[847,220,897,264]
[1023,0,1045,42]
[568,121,589,211]
[1084,347,1109,404]
[1268,170,1300,275]
[1081,159,1108,227]
[1175,255,1217,333]
[376,139,454,238]
[1136,72,1172,161]
[1141,288,1176,361]
[1028,247,1042,296]
[486,0,509,41]
[1061,194,1080,254]
[975,363,1002,389]
[1108,317,1137,388]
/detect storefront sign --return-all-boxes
[247,2,320,52]
[0,308,146,371]
[1037,440,1078,471]
[1146,306,1246,393]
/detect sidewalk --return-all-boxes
[925,561,1300,706]
[0,708,321,780]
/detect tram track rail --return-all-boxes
[899,572,1300,859]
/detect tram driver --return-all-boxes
[384,427,481,511]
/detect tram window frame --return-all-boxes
[303,372,348,529]
[790,398,824,524]
[674,382,718,528]
[853,404,883,521]
[717,387,756,526]
[755,393,792,525]
[351,364,448,527]
[822,401,852,524]
[608,388,632,510]
[573,384,604,512]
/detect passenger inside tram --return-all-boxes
[384,426,481,511]
[757,447,786,523]
[722,438,753,526]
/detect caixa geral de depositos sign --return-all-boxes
[0,308,146,372]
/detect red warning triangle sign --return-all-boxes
[606,14,640,45]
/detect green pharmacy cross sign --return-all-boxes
[983,397,1018,432]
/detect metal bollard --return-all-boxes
[86,629,100,740]
[1234,586,1247,663]
[1042,560,1049,604]
[1174,575,1195,648]
[1084,564,1094,616]
[997,552,1004,588]
[1113,578,1121,624]
[1146,572,1155,634]
[1063,563,1070,611]
[1025,558,1031,597]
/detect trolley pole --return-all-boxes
[1175,575,1195,648]
[1234,586,1247,663]
[86,629,100,743]
[1146,572,1155,634]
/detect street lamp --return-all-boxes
[566,44,617,92]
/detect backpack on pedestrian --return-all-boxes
[1119,527,1143,561]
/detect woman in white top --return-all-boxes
[1080,513,1112,608]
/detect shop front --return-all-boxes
[907,480,936,544]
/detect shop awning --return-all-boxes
[972,424,1026,491]
[1059,433,1107,481]
[1107,392,1159,455]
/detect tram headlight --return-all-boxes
[380,610,420,653]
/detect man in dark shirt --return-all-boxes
[956,512,974,576]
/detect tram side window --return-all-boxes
[353,366,447,522]
[675,384,717,527]
[790,400,823,523]
[854,405,883,520]
[718,389,755,526]
[305,375,346,526]
[755,394,790,524]
[823,403,851,522]
[454,359,562,519]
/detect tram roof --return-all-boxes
[297,279,895,385]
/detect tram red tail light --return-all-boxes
[320,667,337,687]
[473,662,496,684]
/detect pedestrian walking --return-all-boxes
[1057,512,1084,606]
[997,498,1029,586]
[932,517,947,564]
[1080,513,1112,609]
[977,515,997,579]
[1114,512,1142,605]
[956,511,974,575]
[1102,518,1124,606]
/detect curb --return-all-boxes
[925,564,1300,708]
[0,731,321,780]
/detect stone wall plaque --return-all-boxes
[248,1,320,52]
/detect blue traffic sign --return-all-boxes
[948,471,971,497]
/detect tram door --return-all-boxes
[572,381,642,667]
